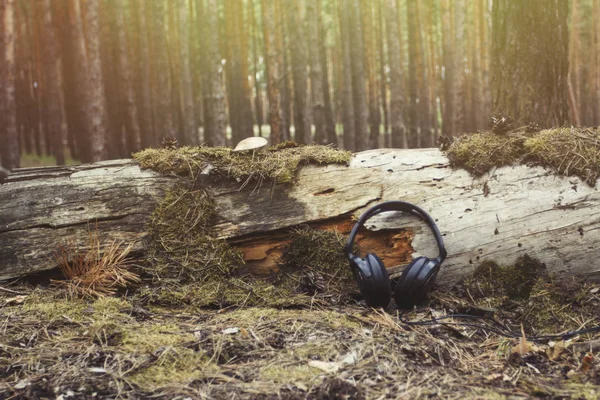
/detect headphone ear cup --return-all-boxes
[362,253,391,308]
[394,257,440,309]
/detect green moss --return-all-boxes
[146,186,244,282]
[279,225,356,297]
[523,127,600,185]
[122,323,195,353]
[469,254,545,301]
[445,127,600,185]
[446,131,525,177]
[128,347,214,388]
[135,144,354,308]
[133,143,351,184]
[260,364,323,383]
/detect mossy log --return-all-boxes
[1,149,599,285]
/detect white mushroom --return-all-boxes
[232,136,268,152]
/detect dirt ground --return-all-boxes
[1,271,599,400]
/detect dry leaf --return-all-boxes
[512,325,533,356]
[547,341,566,361]
[580,353,594,373]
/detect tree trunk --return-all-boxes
[378,0,389,142]
[339,0,356,151]
[249,0,264,137]
[115,0,142,153]
[0,0,20,170]
[284,1,310,145]
[2,150,600,289]
[276,1,291,141]
[38,0,65,166]
[204,0,227,147]
[307,0,326,145]
[133,0,155,149]
[318,0,338,146]
[441,0,458,139]
[361,0,381,149]
[349,0,370,151]
[261,0,283,144]
[176,0,197,146]
[491,0,570,127]
[386,0,407,149]
[151,1,177,142]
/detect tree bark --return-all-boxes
[261,0,283,144]
[491,0,570,127]
[2,150,600,288]
[441,0,457,139]
[151,1,177,142]
[386,0,407,149]
[339,0,356,151]
[133,0,155,149]
[0,0,20,170]
[318,0,337,146]
[204,0,227,147]
[177,0,197,146]
[85,0,111,162]
[284,1,310,145]
[38,0,65,166]
[348,0,370,151]
[307,0,326,145]
[115,0,142,153]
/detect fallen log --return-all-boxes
[1,147,599,285]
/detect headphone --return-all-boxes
[344,201,447,309]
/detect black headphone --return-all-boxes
[344,201,447,309]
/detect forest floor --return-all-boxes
[1,272,599,400]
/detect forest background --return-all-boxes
[0,0,587,169]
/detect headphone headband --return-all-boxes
[344,201,447,264]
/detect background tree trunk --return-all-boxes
[349,0,370,151]
[441,0,456,139]
[151,1,177,142]
[386,0,407,149]
[261,0,283,144]
[83,0,110,162]
[115,0,142,153]
[0,0,20,170]
[285,1,310,144]
[491,0,570,127]
[178,0,197,146]
[133,0,155,149]
[39,0,65,166]
[339,0,356,151]
[308,0,326,145]
[204,0,227,147]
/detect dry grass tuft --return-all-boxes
[51,231,140,298]
[133,143,351,185]
[446,126,600,185]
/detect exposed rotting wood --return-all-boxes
[1,149,600,286]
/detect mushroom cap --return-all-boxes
[232,136,268,152]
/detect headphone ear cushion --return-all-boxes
[395,257,440,309]
[361,253,391,308]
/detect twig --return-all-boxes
[0,286,24,295]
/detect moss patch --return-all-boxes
[467,254,546,301]
[445,127,600,185]
[133,143,351,184]
[456,255,600,335]
[134,144,355,309]
[278,225,356,298]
